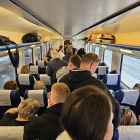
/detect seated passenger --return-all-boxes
[47,50,67,84]
[24,83,70,140]
[56,55,81,81]
[59,53,121,135]
[63,47,73,62]
[21,65,31,74]
[0,99,40,126]
[73,48,77,55]
[34,81,46,90]
[110,70,119,74]
[77,48,86,58]
[100,61,109,68]
[132,83,140,90]
[4,80,18,90]
[121,106,137,125]
[29,63,34,67]
[58,45,65,60]
[57,86,113,140]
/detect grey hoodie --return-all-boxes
[56,66,69,82]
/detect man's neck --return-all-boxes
[16,116,29,122]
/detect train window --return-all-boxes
[37,46,41,60]
[121,55,140,88]
[25,49,33,65]
[90,45,92,52]
[85,44,87,53]
[95,47,99,56]
[104,49,112,72]
[0,55,15,89]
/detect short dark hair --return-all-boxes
[77,48,86,58]
[100,62,107,66]
[60,85,112,140]
[110,70,118,74]
[69,55,82,68]
[4,80,18,90]
[81,53,100,65]
[29,63,34,67]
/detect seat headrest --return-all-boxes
[92,73,97,78]
[38,61,45,68]
[98,66,107,75]
[30,66,38,74]
[106,74,119,85]
[121,90,140,106]
[118,126,140,140]
[40,74,51,85]
[28,90,44,107]
[18,74,30,85]
[0,90,11,106]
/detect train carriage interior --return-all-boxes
[0,0,140,140]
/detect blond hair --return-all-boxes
[18,98,40,120]
[121,106,137,125]
[21,65,30,74]
[52,83,70,102]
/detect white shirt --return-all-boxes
[58,51,65,60]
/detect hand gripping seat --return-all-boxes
[30,66,42,79]
[16,74,35,97]
[92,73,100,79]
[95,66,108,80]
[116,89,140,119]
[37,74,52,92]
[36,60,46,74]
[0,89,21,119]
[24,89,48,116]
[103,74,121,92]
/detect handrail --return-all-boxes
[0,41,48,51]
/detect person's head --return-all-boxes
[21,65,30,74]
[77,48,86,58]
[29,63,34,67]
[58,45,63,52]
[50,48,53,51]
[4,80,18,90]
[60,85,114,140]
[67,55,82,71]
[48,83,70,107]
[110,70,119,74]
[100,62,108,67]
[51,50,59,59]
[80,53,100,75]
[73,48,77,55]
[68,44,73,48]
[121,106,137,125]
[34,81,45,90]
[18,98,40,120]
[66,47,73,54]
[83,37,89,42]
[132,83,140,90]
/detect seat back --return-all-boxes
[0,126,24,140]
[36,60,46,73]
[118,126,140,140]
[37,74,52,92]
[30,66,42,79]
[0,90,21,119]
[103,74,121,92]
[92,73,100,79]
[95,66,108,79]
[116,89,140,118]
[16,74,35,97]
[24,90,48,116]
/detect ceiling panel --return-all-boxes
[10,0,139,36]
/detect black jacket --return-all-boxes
[59,69,121,131]
[24,103,64,140]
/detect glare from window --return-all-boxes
[0,55,15,89]
[104,49,112,72]
[37,47,41,60]
[121,55,140,88]
[95,47,99,57]
[90,45,92,52]
[25,49,33,65]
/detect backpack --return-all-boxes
[0,35,19,68]
[22,33,42,43]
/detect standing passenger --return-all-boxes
[58,45,64,60]
[59,53,121,138]
[24,83,70,140]
[63,47,73,63]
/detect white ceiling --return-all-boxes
[7,0,139,37]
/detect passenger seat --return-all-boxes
[36,60,47,74]
[30,66,42,79]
